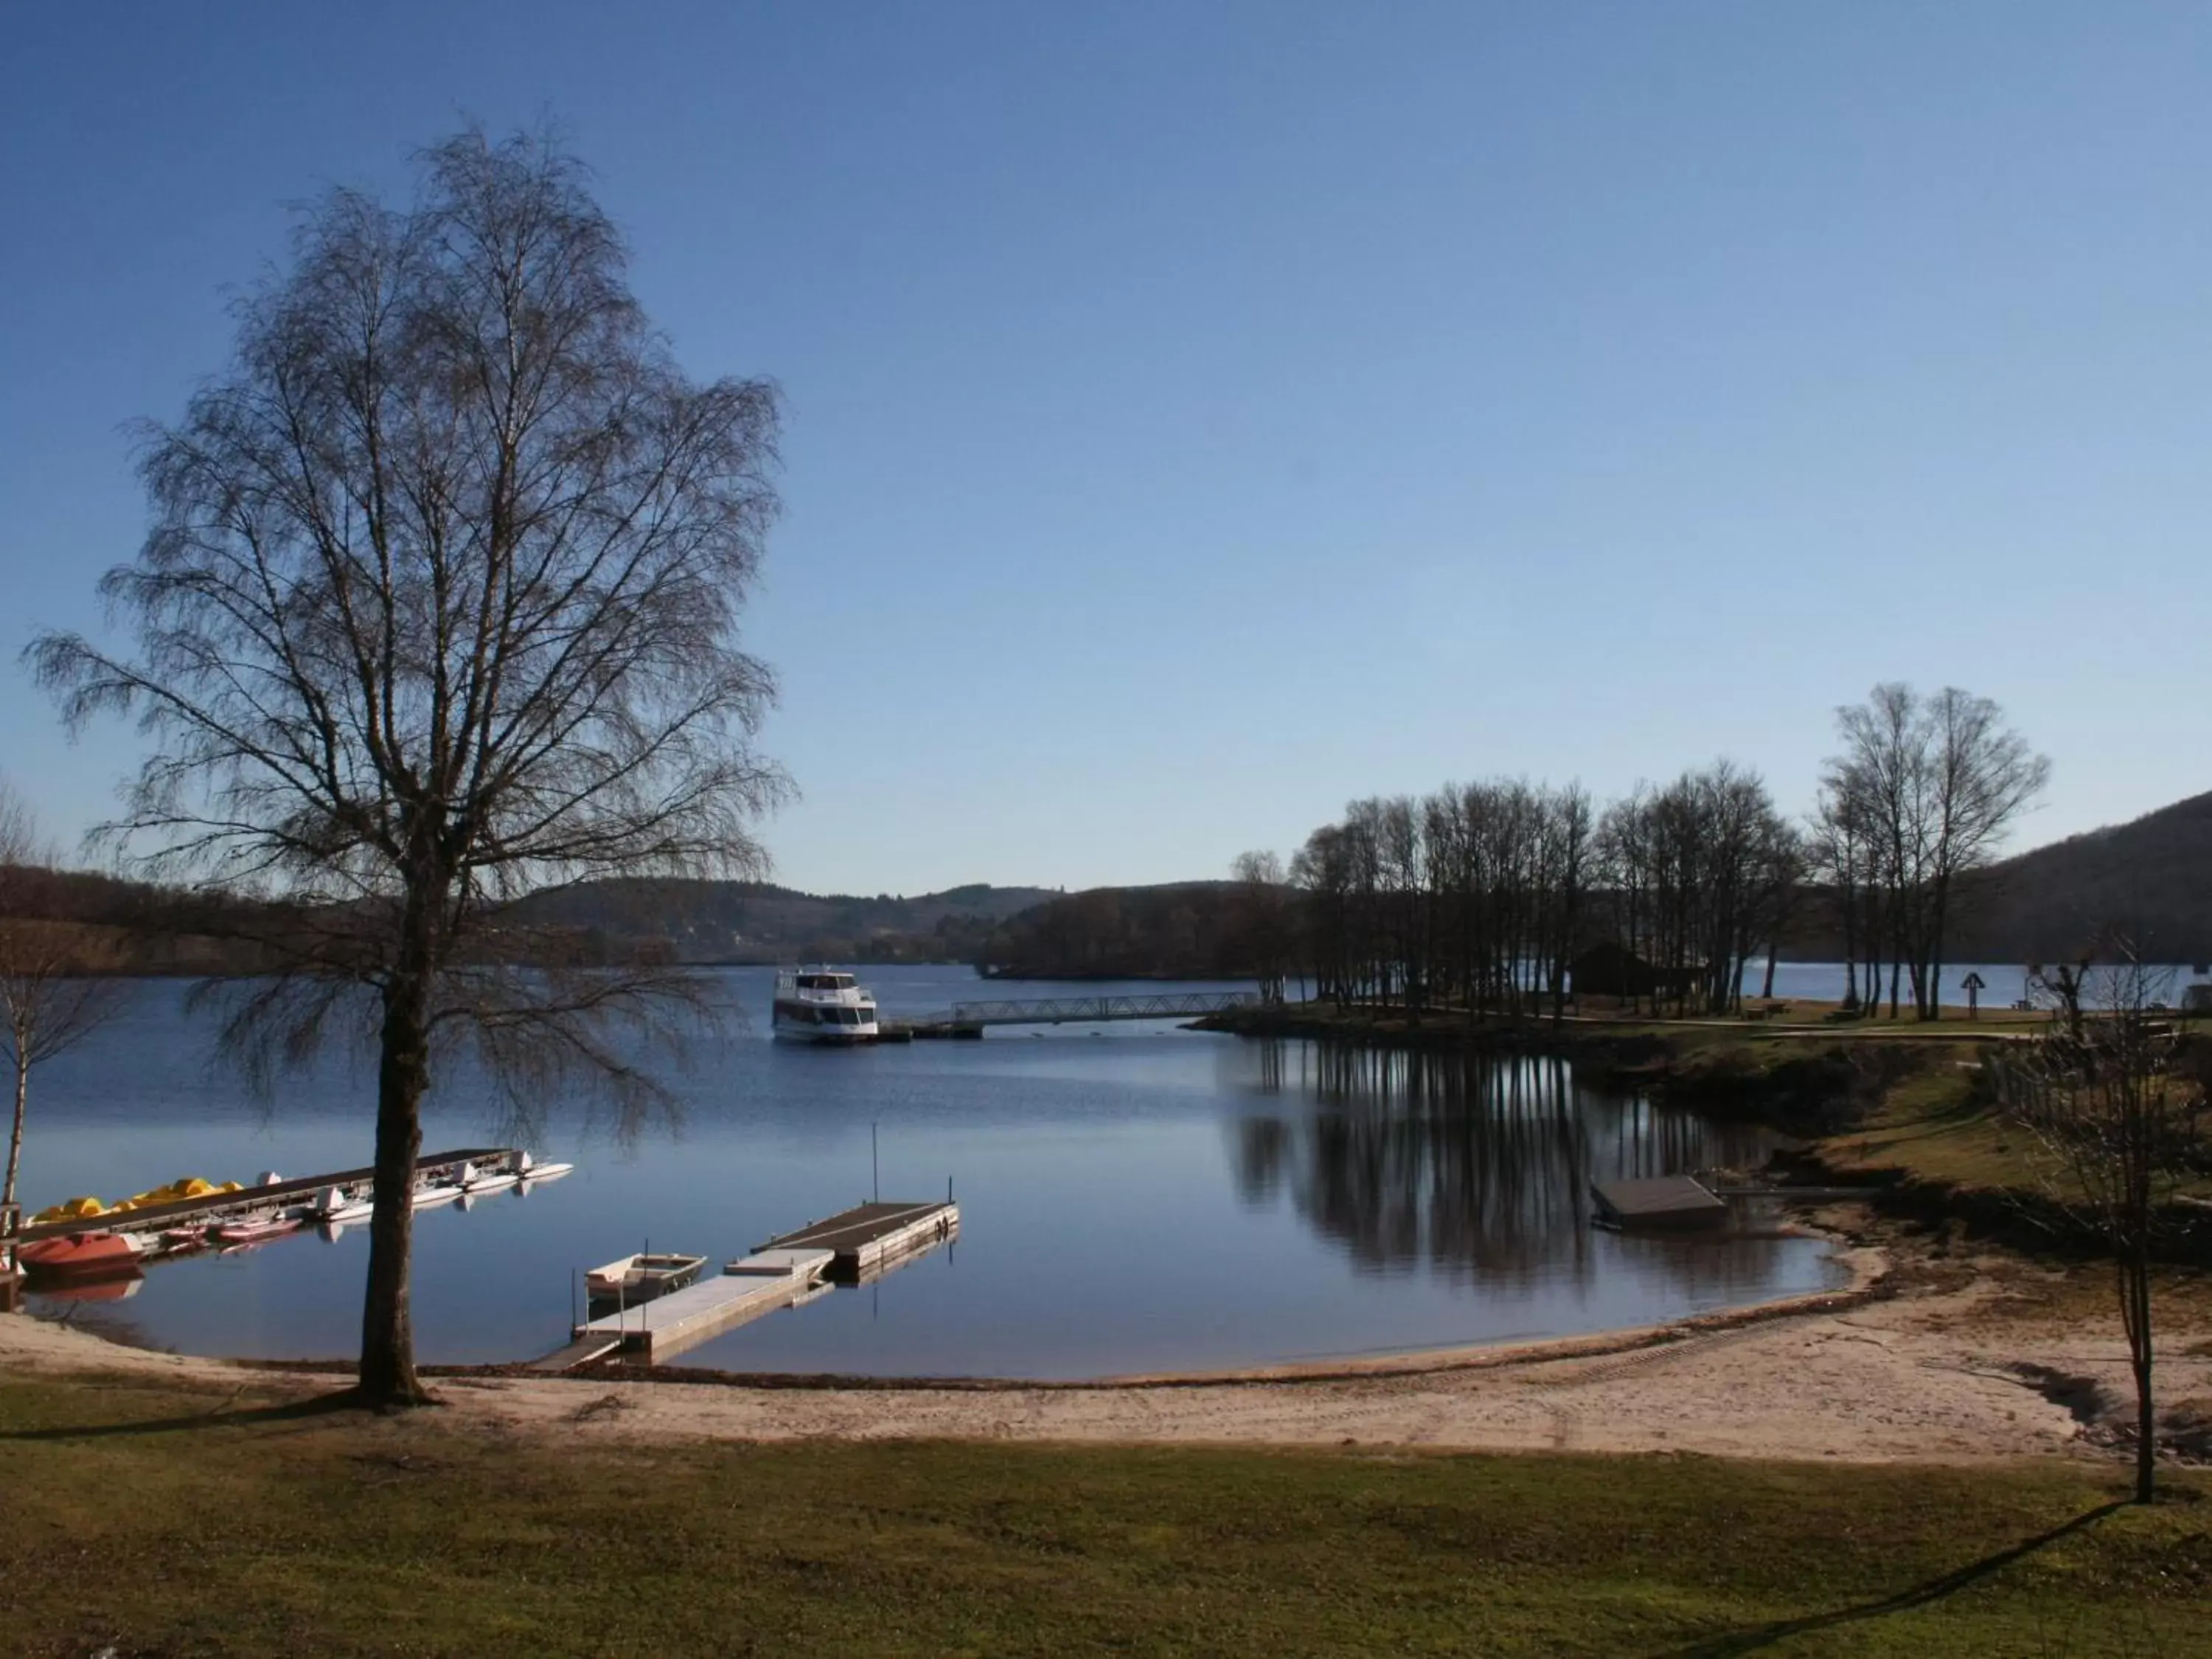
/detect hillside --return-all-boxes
[975,881,1268,980]
[1935,790,2212,963]
[503,879,1061,964]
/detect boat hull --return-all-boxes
[18,1233,145,1277]
[213,1218,301,1246]
[771,1022,877,1044]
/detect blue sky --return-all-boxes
[3,2,2208,896]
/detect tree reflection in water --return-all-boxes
[1230,1041,1801,1301]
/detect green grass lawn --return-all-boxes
[1818,1060,2212,1212]
[1,1371,2206,1657]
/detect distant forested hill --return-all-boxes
[1891,790,2212,964]
[975,882,1268,980]
[501,879,1060,964]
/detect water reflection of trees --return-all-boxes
[1230,1041,1795,1295]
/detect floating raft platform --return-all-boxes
[1590,1175,1728,1231]
[565,1248,834,1365]
[760,1200,960,1281]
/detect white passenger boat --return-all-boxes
[771,966,880,1043]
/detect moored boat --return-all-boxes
[771,967,880,1044]
[584,1251,706,1304]
[213,1215,301,1247]
[307,1186,375,1224]
[18,1231,149,1277]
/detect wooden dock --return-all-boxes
[760,1200,959,1281]
[1590,1175,1728,1231]
[13,1148,524,1244]
[531,1200,963,1371]
[563,1248,834,1365]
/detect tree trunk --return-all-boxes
[358,964,435,1409]
[3,1050,27,1211]
[2128,1245,2156,1503]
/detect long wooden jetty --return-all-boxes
[12,1148,523,1244]
[887,992,1258,1040]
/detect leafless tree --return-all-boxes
[31,128,787,1407]
[1228,849,1293,1001]
[1830,684,2048,1019]
[0,777,121,1212]
[1996,950,2207,1502]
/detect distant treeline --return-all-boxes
[0,869,1063,976]
[976,883,1265,982]
[0,864,283,974]
[984,716,2212,1015]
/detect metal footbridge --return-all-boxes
[891,990,1259,1037]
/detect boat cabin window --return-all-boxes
[796,973,855,991]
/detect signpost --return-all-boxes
[1961,970,1986,1020]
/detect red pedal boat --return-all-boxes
[17,1232,147,1277]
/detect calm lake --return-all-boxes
[18,965,1845,1379]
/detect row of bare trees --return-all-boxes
[1278,768,1792,1020]
[1288,782,1588,1019]
[1811,684,2052,1018]
[1237,687,2046,1023]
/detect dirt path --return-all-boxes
[7,1239,2204,1465]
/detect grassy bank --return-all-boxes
[0,1371,2206,1658]
[1812,1055,2212,1239]
[1197,999,1997,1135]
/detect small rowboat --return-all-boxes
[411,1183,462,1210]
[18,1232,147,1277]
[585,1252,706,1304]
[462,1169,519,1195]
[516,1155,575,1182]
[213,1216,300,1247]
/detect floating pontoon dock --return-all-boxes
[1590,1175,1728,1231]
[531,1200,962,1371]
[554,1248,835,1366]
[759,1199,960,1281]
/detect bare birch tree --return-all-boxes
[0,777,119,1211]
[31,128,787,1407]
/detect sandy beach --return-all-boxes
[7,1224,2205,1467]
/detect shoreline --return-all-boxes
[212,1238,1883,1392]
[7,1225,2204,1466]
